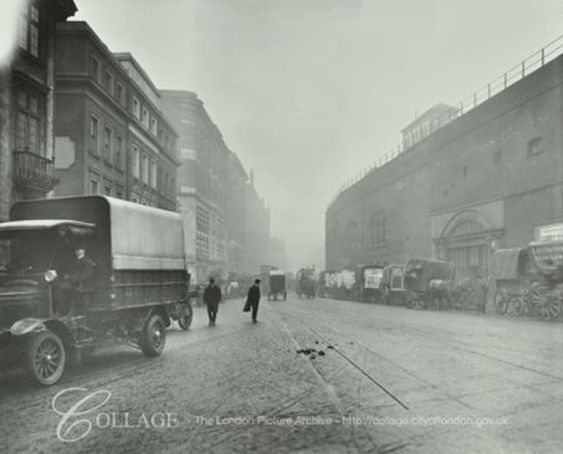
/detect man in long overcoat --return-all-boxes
[203,278,222,326]
[246,279,261,323]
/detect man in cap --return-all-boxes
[246,279,261,323]
[203,278,222,326]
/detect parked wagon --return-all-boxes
[268,270,287,300]
[0,196,192,385]
[355,265,384,303]
[403,259,456,309]
[379,264,406,305]
[296,268,316,298]
[491,248,531,316]
[527,239,563,320]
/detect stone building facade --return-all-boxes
[53,23,178,210]
[0,0,77,223]
[326,53,563,279]
[160,90,274,282]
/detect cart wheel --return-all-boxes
[140,314,166,356]
[26,331,66,386]
[508,295,525,317]
[536,292,560,321]
[178,304,193,330]
[409,297,425,310]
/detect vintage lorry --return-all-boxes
[0,196,192,385]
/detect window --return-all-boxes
[115,136,123,169]
[104,71,114,95]
[103,126,112,162]
[132,144,140,178]
[164,171,169,197]
[142,154,149,184]
[150,117,157,136]
[104,185,112,196]
[370,213,387,245]
[150,159,157,188]
[91,55,100,81]
[132,97,141,119]
[116,83,124,105]
[141,107,149,128]
[89,115,99,155]
[15,91,42,155]
[90,179,99,195]
[527,137,544,156]
[116,191,123,199]
[18,4,40,57]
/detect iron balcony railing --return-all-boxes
[12,150,57,191]
[328,33,563,208]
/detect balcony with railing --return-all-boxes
[12,150,58,193]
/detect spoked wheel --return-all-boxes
[535,292,560,321]
[26,331,66,386]
[140,314,166,356]
[177,304,193,330]
[507,295,526,317]
[409,295,426,310]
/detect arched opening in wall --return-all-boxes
[435,211,503,280]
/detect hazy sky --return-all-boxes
[4,0,563,270]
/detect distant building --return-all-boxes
[53,22,178,210]
[160,90,229,282]
[0,0,77,222]
[402,104,459,150]
[160,90,274,281]
[326,53,563,278]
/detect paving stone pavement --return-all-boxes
[1,296,563,453]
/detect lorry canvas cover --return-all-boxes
[491,248,526,279]
[109,199,185,270]
[341,270,356,289]
[11,196,186,271]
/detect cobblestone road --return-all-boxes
[2,296,563,453]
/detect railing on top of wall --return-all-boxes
[327,33,563,209]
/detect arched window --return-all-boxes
[448,220,484,237]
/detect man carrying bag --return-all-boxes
[244,279,261,322]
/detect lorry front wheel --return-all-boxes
[26,331,66,386]
[178,304,193,330]
[140,315,166,356]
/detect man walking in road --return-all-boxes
[203,278,222,326]
[247,279,261,323]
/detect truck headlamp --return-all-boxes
[44,269,58,283]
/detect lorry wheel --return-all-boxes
[26,331,66,386]
[140,315,166,356]
[178,305,193,330]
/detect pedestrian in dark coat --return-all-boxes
[247,279,261,323]
[203,278,222,326]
